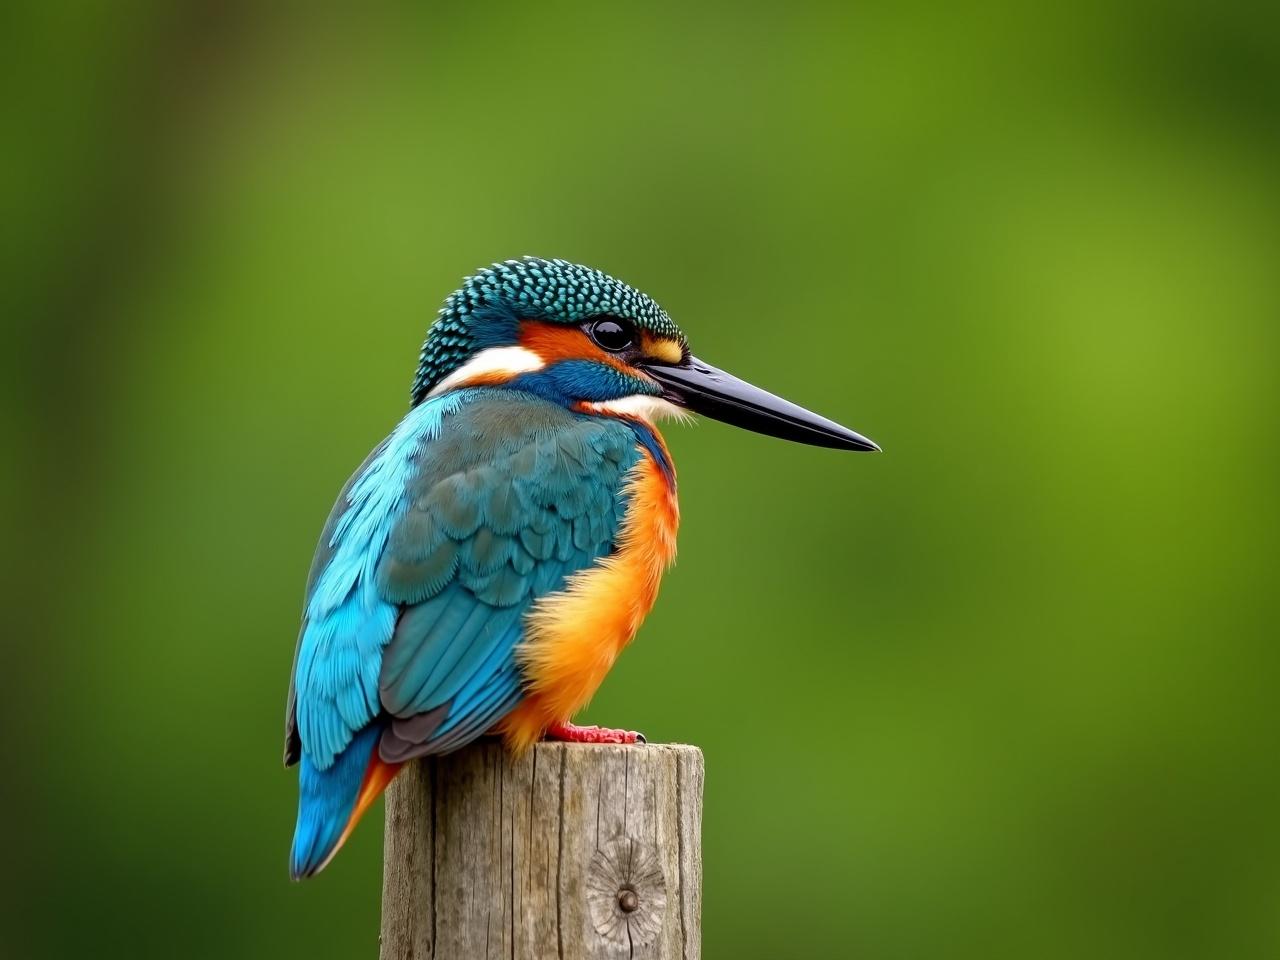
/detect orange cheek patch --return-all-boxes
[519,321,635,375]
[519,321,595,362]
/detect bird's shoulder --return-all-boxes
[307,388,640,592]
[377,388,644,606]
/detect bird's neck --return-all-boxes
[588,408,676,487]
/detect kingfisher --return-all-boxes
[284,257,878,879]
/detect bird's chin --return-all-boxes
[579,395,693,425]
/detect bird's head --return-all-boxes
[412,257,878,452]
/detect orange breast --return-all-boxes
[497,445,679,752]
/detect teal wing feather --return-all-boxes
[284,388,641,774]
[287,391,467,772]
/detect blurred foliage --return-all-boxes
[4,1,1278,958]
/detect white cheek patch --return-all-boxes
[582,395,693,424]
[428,346,545,396]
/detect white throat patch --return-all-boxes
[581,395,691,424]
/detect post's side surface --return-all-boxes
[379,758,433,959]
[379,742,704,960]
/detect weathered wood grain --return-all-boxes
[379,742,703,960]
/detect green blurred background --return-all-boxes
[5,1,1278,957]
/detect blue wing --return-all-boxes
[284,388,641,773]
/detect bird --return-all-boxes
[284,257,878,879]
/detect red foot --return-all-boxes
[544,722,646,745]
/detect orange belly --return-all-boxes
[497,446,679,752]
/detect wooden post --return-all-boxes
[379,741,703,960]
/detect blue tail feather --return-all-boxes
[290,725,381,880]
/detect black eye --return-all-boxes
[588,318,636,352]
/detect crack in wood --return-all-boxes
[556,747,566,960]
[674,756,687,960]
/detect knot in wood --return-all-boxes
[587,836,667,950]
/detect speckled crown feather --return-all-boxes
[411,257,682,405]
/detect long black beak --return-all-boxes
[642,356,880,452]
